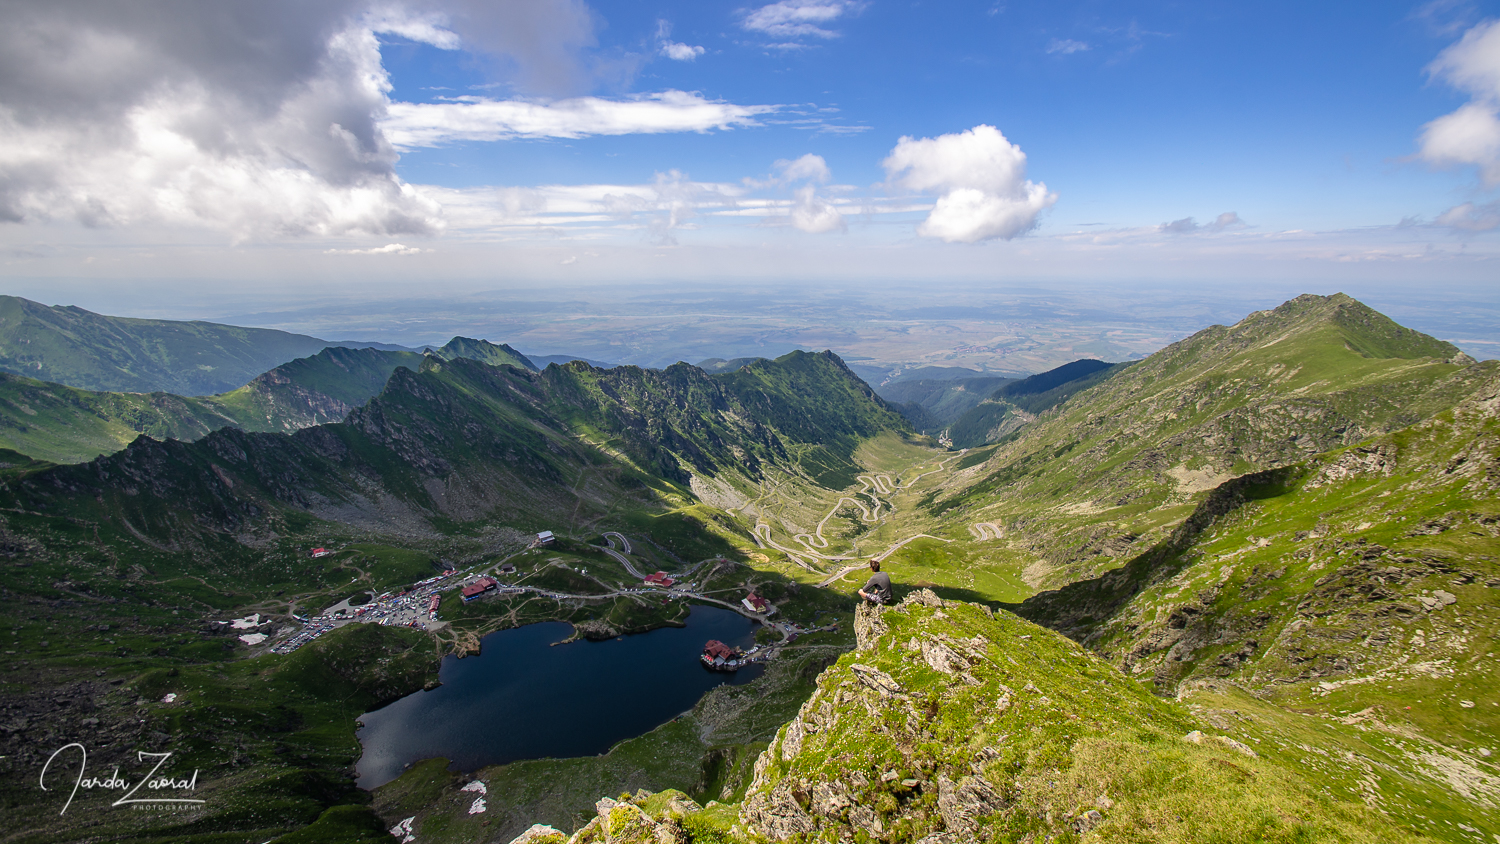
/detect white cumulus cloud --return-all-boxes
[662,42,706,61]
[0,2,442,237]
[364,6,462,49]
[599,170,740,245]
[789,184,845,233]
[774,153,833,183]
[1419,18,1500,186]
[383,90,775,147]
[655,19,705,61]
[741,1,859,40]
[882,125,1056,243]
[764,154,843,232]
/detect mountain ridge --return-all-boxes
[924,292,1484,589]
[0,295,339,395]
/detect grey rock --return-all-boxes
[1073,809,1104,834]
[936,773,1005,836]
[848,803,884,836]
[850,663,904,697]
[811,781,852,818]
[855,601,890,651]
[900,588,947,609]
[505,823,567,844]
[742,785,817,838]
[780,718,806,761]
[920,638,965,674]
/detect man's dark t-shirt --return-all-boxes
[862,572,892,603]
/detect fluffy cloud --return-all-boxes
[662,42,706,61]
[0,1,760,239]
[882,125,1056,243]
[774,153,833,183]
[1419,19,1500,186]
[383,91,774,146]
[766,154,843,233]
[599,170,740,244]
[0,2,452,237]
[655,19,705,61]
[395,0,600,96]
[741,1,858,40]
[789,184,845,233]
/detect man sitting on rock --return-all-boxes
[857,559,892,605]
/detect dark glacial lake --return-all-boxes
[355,605,763,788]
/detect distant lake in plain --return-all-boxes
[355,605,762,788]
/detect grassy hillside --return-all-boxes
[208,346,426,435]
[0,344,539,465]
[925,293,1481,590]
[432,337,536,371]
[0,295,333,394]
[530,594,1427,843]
[0,349,911,551]
[0,371,244,463]
[1008,362,1500,836]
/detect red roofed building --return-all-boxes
[310,547,331,558]
[703,640,737,660]
[461,577,498,602]
[741,593,774,614]
[644,571,675,587]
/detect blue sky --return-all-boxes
[386,1,1483,229]
[1,0,1498,302]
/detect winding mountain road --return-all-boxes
[969,522,1004,540]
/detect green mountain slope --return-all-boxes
[0,349,909,545]
[0,343,543,465]
[0,295,335,394]
[943,360,1129,448]
[520,594,1424,843]
[1010,361,1500,835]
[929,293,1482,588]
[0,370,244,464]
[432,336,536,371]
[207,345,426,434]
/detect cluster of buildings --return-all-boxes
[268,569,460,654]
